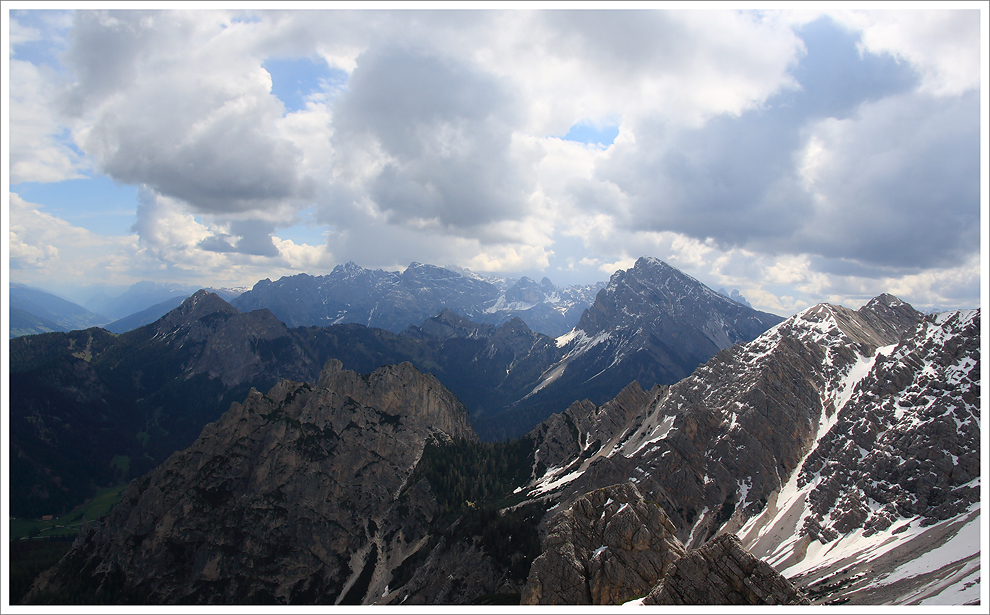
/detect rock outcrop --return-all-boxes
[643,533,810,605]
[521,483,808,606]
[25,360,476,604]
[521,483,685,605]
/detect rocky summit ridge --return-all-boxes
[509,295,980,604]
[25,360,476,604]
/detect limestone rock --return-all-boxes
[521,483,685,605]
[643,533,810,605]
[25,360,476,604]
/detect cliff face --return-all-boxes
[521,483,807,606]
[521,483,685,605]
[26,360,476,605]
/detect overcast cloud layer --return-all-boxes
[5,7,986,315]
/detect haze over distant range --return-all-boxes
[4,5,985,315]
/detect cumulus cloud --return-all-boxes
[8,59,86,183]
[62,10,313,215]
[328,46,531,231]
[832,9,982,96]
[585,15,977,278]
[8,192,137,281]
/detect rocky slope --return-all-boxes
[25,360,477,604]
[736,307,982,605]
[508,295,980,604]
[520,483,808,606]
[232,261,602,337]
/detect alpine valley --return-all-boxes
[8,257,981,606]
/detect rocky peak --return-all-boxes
[26,360,476,604]
[150,290,239,344]
[775,294,921,356]
[857,293,924,345]
[574,256,781,344]
[522,259,782,424]
[521,483,685,605]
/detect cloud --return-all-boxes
[831,9,982,96]
[8,191,137,280]
[6,9,982,315]
[62,10,313,216]
[8,15,42,52]
[198,219,280,257]
[328,46,532,232]
[8,59,87,183]
[794,90,980,270]
[583,15,976,277]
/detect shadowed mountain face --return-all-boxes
[10,259,785,517]
[8,293,559,517]
[473,257,785,440]
[24,360,478,605]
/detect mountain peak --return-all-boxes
[171,290,237,320]
[150,290,239,342]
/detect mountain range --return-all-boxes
[9,282,247,338]
[10,284,109,338]
[231,261,605,337]
[9,258,781,520]
[8,257,981,606]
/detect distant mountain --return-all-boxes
[82,281,246,322]
[9,283,108,337]
[473,257,785,440]
[232,262,603,337]
[102,287,246,333]
[103,295,187,333]
[718,287,752,308]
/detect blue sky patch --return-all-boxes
[10,9,72,71]
[12,176,140,237]
[561,122,620,147]
[263,57,349,114]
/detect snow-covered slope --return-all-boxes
[735,308,981,605]
[513,295,980,605]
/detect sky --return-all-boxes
[3,3,987,316]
